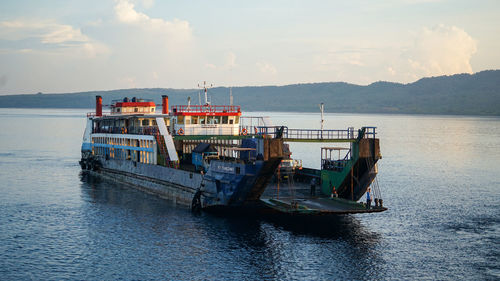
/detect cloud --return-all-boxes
[41,24,89,44]
[318,50,366,67]
[403,24,477,77]
[114,0,192,42]
[256,61,277,74]
[202,52,237,71]
[0,20,88,43]
[0,20,109,58]
[118,76,137,88]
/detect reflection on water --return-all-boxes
[79,172,383,280]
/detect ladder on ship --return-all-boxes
[154,131,169,166]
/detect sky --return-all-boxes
[0,0,499,94]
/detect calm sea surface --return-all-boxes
[0,108,499,280]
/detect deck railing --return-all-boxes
[171,105,241,114]
[86,112,111,117]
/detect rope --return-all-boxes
[365,157,382,200]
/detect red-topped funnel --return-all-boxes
[96,96,102,117]
[162,95,169,114]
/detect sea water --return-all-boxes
[0,108,498,280]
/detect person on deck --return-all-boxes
[331,186,338,198]
[366,187,372,209]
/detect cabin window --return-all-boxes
[134,108,138,112]
[222,116,228,124]
[229,117,234,124]
[191,116,198,124]
[142,119,149,126]
[213,116,221,124]
[151,107,155,112]
[152,119,157,126]
[207,116,213,124]
[117,108,121,112]
[200,117,206,124]
[185,116,191,125]
[139,107,143,112]
[235,116,240,124]
[177,115,184,124]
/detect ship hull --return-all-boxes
[81,156,281,210]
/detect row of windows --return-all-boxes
[176,115,239,125]
[96,118,163,128]
[92,137,156,164]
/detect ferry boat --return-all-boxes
[80,87,386,214]
[80,89,285,211]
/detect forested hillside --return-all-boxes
[1,70,499,115]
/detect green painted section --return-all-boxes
[320,128,366,196]
[320,142,359,195]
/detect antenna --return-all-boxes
[319,103,325,131]
[197,81,214,105]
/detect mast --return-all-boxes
[319,102,324,138]
[198,81,214,105]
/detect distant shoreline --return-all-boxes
[1,70,499,116]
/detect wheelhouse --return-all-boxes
[111,97,156,114]
[172,104,241,136]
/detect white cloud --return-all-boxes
[114,0,192,42]
[256,61,277,74]
[0,20,88,43]
[319,50,365,67]
[0,20,109,58]
[403,24,477,77]
[41,24,88,44]
[118,76,137,88]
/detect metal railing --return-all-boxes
[86,112,111,117]
[248,126,376,140]
[171,105,241,114]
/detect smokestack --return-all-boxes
[96,96,102,117]
[162,95,169,114]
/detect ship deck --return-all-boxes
[261,181,387,215]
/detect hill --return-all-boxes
[0,70,499,115]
